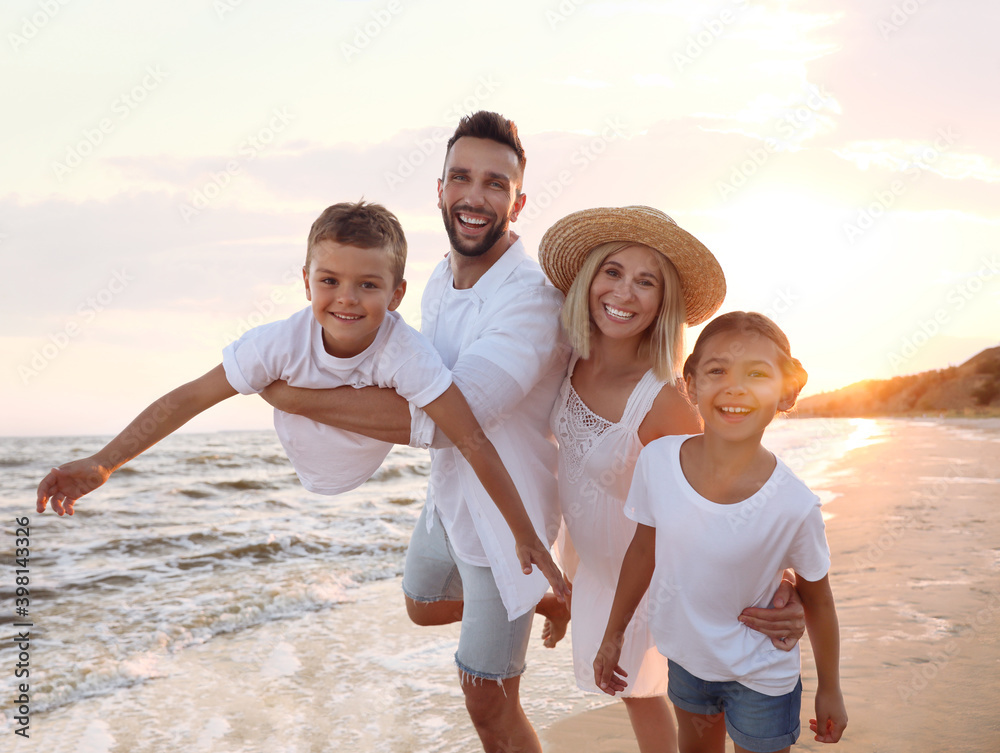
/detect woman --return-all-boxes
[537,206,804,753]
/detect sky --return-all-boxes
[2,0,998,437]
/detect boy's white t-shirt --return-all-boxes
[222,307,451,495]
[625,434,830,696]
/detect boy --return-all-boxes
[35,200,567,597]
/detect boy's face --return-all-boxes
[303,240,406,358]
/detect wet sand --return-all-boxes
[541,419,1000,753]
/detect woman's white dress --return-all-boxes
[550,354,670,696]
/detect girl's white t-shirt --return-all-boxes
[625,434,830,696]
[223,307,451,495]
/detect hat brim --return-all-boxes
[538,206,726,326]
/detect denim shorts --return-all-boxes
[402,505,534,681]
[668,659,801,753]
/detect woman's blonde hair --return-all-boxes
[560,242,686,382]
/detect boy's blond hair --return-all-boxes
[306,200,407,284]
[561,241,686,383]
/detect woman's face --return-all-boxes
[588,244,665,342]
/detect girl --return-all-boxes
[594,311,848,752]
[537,207,805,753]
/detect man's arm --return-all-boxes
[259,382,412,444]
[422,384,569,599]
[37,364,237,516]
[798,574,847,744]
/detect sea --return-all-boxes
[0,417,886,752]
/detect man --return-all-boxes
[264,111,568,752]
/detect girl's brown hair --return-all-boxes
[683,311,808,410]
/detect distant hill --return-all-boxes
[797,346,1000,417]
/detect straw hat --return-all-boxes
[538,206,726,326]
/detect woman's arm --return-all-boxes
[636,383,701,446]
[740,572,806,650]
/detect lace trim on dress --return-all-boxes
[554,383,614,483]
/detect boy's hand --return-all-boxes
[515,536,571,601]
[36,458,111,516]
[809,687,848,743]
[592,636,628,696]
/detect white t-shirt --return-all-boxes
[410,239,569,620]
[223,307,452,495]
[625,434,831,696]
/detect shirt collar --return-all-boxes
[462,238,528,304]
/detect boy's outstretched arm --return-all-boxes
[36,364,237,516]
[798,574,847,744]
[421,384,569,601]
[594,523,656,696]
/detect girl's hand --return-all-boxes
[592,636,628,696]
[36,457,112,516]
[809,687,848,743]
[515,536,571,601]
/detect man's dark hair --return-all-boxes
[445,111,526,179]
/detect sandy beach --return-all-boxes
[542,419,1000,753]
[16,418,1000,752]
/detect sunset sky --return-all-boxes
[3,0,997,437]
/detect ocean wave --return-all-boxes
[368,466,405,482]
[386,496,419,506]
[209,479,277,491]
[175,487,215,498]
[24,573,361,715]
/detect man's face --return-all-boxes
[437,137,525,258]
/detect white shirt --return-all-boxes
[410,239,569,620]
[223,307,451,495]
[626,434,831,696]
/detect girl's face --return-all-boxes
[685,329,794,442]
[588,244,665,342]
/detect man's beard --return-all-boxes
[441,205,509,258]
